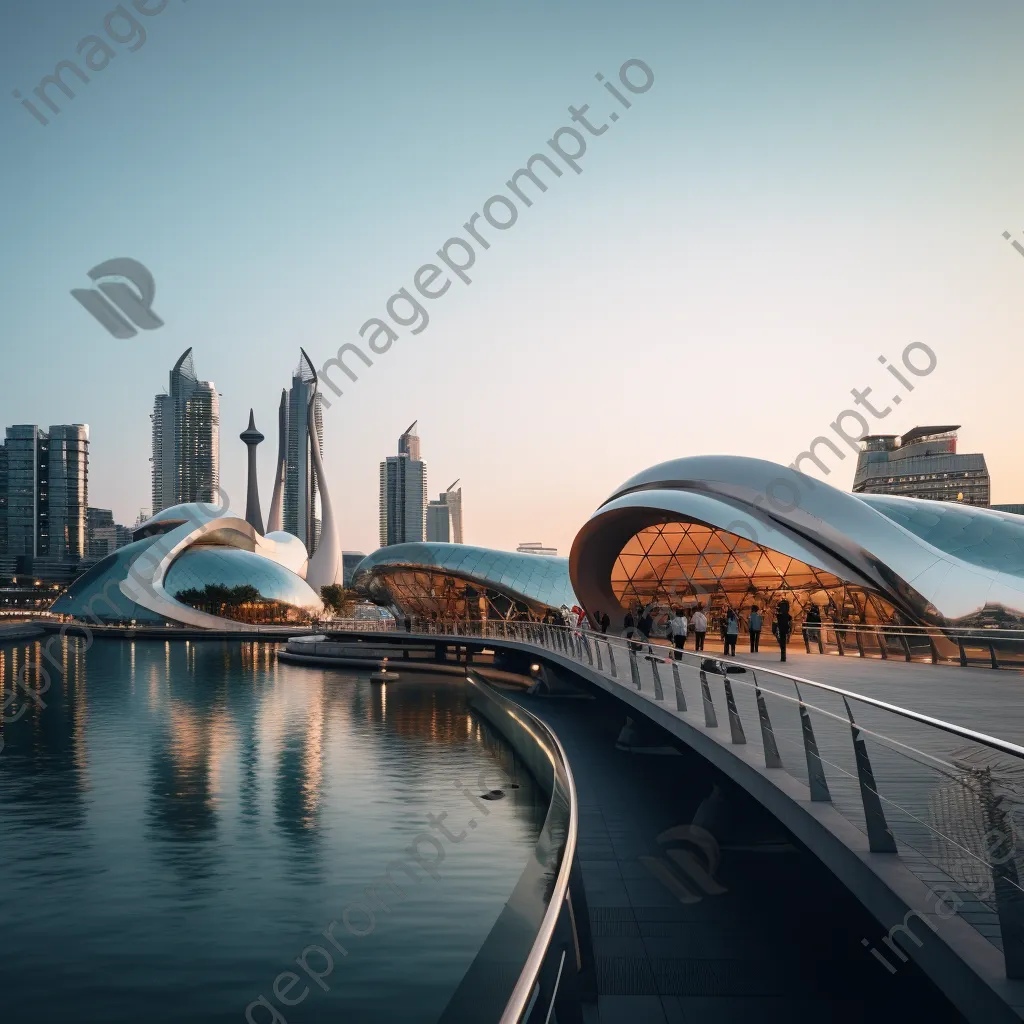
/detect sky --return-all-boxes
[2,0,1023,556]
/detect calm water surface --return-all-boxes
[0,638,546,1024]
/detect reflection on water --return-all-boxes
[0,638,545,1024]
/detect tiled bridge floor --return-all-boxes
[514,690,966,1024]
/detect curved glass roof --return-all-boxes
[858,494,1024,579]
[51,537,168,623]
[354,543,577,611]
[165,548,322,614]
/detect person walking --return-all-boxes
[774,600,792,663]
[624,606,640,653]
[669,608,688,660]
[804,603,822,649]
[723,608,739,656]
[748,605,763,653]
[692,606,708,652]
[600,610,610,634]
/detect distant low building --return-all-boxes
[852,425,990,506]
[517,541,558,556]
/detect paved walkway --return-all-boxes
[515,691,965,1023]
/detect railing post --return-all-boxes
[990,644,1000,670]
[834,628,845,656]
[752,672,782,768]
[595,641,603,672]
[722,673,745,744]
[672,661,686,711]
[583,634,594,667]
[975,769,1024,978]
[928,635,938,664]
[958,638,968,667]
[841,697,897,852]
[699,669,718,728]
[650,657,664,701]
[607,643,617,678]
[900,633,912,662]
[793,682,830,802]
[629,648,642,691]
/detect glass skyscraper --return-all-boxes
[151,348,220,513]
[0,423,89,561]
[380,422,427,546]
[283,351,324,553]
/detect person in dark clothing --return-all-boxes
[804,604,822,648]
[774,600,792,662]
[600,611,610,634]
[624,607,640,653]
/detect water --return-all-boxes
[0,638,547,1024]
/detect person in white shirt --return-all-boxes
[668,609,689,660]
[691,607,708,651]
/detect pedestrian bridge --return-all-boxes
[284,621,1024,1024]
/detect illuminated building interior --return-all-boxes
[372,569,547,621]
[611,521,900,626]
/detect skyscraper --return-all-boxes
[284,351,324,553]
[0,424,89,561]
[444,479,463,544]
[426,480,464,544]
[426,497,451,542]
[151,348,220,513]
[379,422,427,546]
[853,426,990,506]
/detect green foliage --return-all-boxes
[320,584,358,617]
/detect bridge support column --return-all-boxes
[794,682,830,801]
[672,661,686,712]
[723,675,745,744]
[842,697,897,853]
[629,649,642,691]
[650,657,664,701]
[699,670,718,728]
[752,673,782,768]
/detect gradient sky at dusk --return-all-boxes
[2,0,1023,555]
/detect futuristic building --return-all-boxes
[352,542,577,621]
[569,455,1024,636]
[51,502,323,628]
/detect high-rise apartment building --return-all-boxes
[853,426,990,506]
[379,422,427,546]
[87,507,117,559]
[426,498,451,542]
[151,348,220,514]
[0,424,89,561]
[283,352,324,552]
[425,480,464,543]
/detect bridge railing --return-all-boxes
[415,618,1024,979]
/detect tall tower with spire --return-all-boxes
[239,409,265,534]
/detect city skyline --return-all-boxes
[3,0,1023,557]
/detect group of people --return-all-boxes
[599,599,804,663]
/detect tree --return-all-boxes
[321,584,358,617]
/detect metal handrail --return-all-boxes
[469,670,579,1024]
